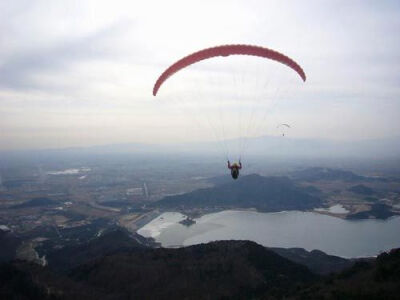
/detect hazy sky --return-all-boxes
[0,0,399,150]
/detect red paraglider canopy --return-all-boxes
[153,44,306,96]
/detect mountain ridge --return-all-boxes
[1,240,399,299]
[156,174,322,212]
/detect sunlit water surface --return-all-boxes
[137,210,400,257]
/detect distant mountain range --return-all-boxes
[290,167,364,182]
[156,174,322,212]
[2,135,400,160]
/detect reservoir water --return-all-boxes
[137,210,400,258]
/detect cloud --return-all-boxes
[0,0,399,150]
[0,19,137,91]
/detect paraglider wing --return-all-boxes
[277,123,291,137]
[153,44,306,96]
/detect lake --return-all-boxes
[137,209,400,258]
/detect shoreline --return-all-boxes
[152,203,400,223]
[131,205,399,234]
[134,209,399,259]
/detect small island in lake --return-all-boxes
[179,217,196,227]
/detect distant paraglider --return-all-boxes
[277,124,291,136]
